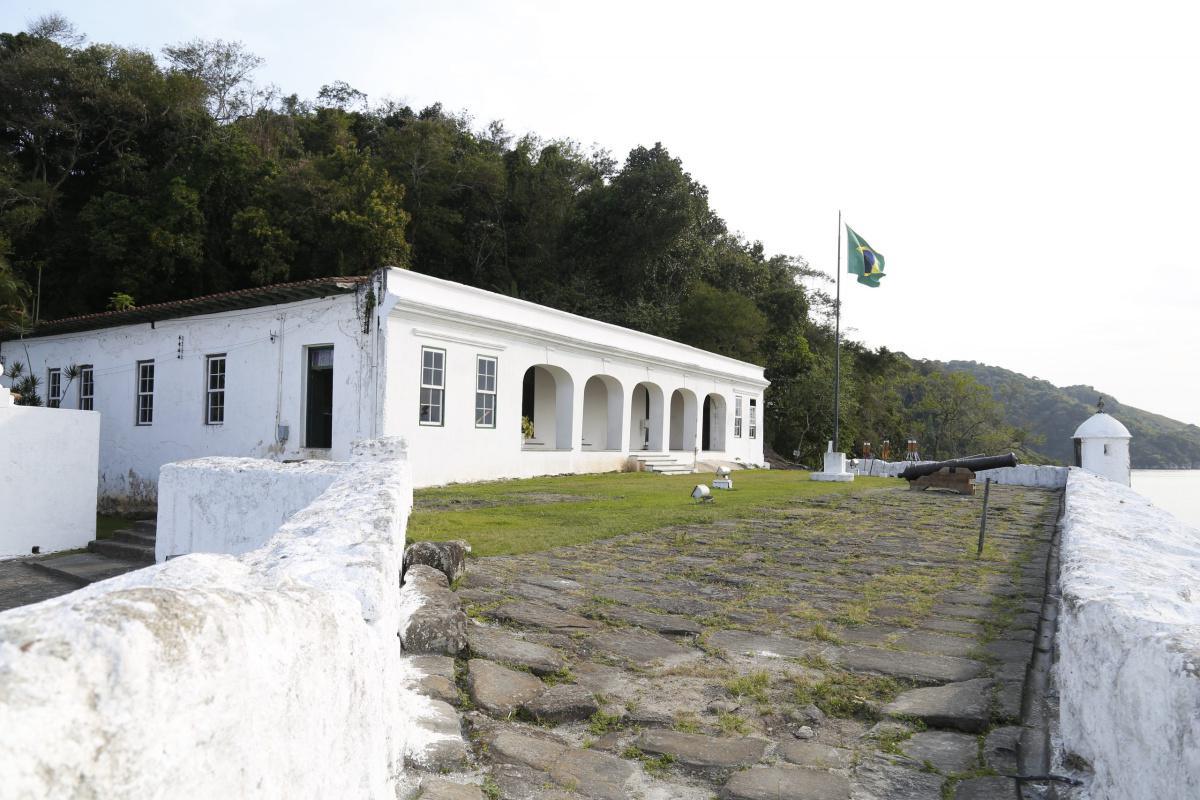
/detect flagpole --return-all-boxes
[833,209,842,452]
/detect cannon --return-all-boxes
[901,453,1018,494]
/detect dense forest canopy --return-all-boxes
[0,19,1054,463]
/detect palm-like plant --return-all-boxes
[5,362,43,406]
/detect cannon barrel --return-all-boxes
[901,453,1018,482]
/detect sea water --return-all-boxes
[1131,470,1200,531]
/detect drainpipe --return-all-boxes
[274,312,286,454]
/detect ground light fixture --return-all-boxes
[691,484,713,503]
[713,465,733,490]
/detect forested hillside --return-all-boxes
[940,361,1200,469]
[1,18,1186,468]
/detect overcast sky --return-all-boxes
[6,1,1198,425]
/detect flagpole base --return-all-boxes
[810,450,856,482]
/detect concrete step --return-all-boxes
[130,518,157,533]
[88,538,156,564]
[113,530,156,547]
[649,467,694,475]
[29,553,146,586]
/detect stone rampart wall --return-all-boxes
[1057,469,1200,799]
[0,439,417,799]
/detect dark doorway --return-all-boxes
[522,368,536,423]
[306,346,334,448]
[702,396,712,450]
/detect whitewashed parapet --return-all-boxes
[1057,469,1200,799]
[156,436,415,562]
[0,441,417,799]
[853,459,1067,488]
[156,457,344,561]
[974,464,1067,488]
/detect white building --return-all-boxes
[0,269,768,509]
[1072,402,1132,486]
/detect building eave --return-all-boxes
[392,298,771,390]
[15,276,370,338]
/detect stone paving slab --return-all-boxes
[0,558,84,612]
[636,729,768,772]
[882,678,994,732]
[830,645,988,685]
[467,624,567,674]
[488,601,599,632]
[26,553,143,587]
[721,766,850,800]
[441,484,1061,800]
[901,730,981,773]
[467,660,545,716]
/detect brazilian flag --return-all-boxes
[846,225,885,287]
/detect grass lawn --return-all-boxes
[95,515,129,540]
[408,469,898,556]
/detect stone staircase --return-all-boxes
[633,452,694,475]
[87,519,157,563]
[30,519,156,587]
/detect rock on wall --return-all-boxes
[1057,469,1200,800]
[0,448,417,799]
[0,404,100,557]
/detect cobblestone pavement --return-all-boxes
[0,557,81,613]
[429,484,1061,799]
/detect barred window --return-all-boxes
[206,354,226,425]
[749,398,758,439]
[475,355,497,427]
[78,365,94,410]
[136,360,154,425]
[47,368,62,408]
[734,395,743,438]
[419,347,445,425]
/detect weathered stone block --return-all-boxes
[522,684,600,724]
[467,659,546,717]
[721,766,850,799]
[882,678,994,733]
[400,564,469,656]
[418,777,485,800]
[404,539,471,584]
[467,625,566,675]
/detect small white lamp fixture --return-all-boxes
[691,484,713,503]
[713,465,733,490]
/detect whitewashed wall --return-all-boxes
[0,404,100,557]
[0,444,416,799]
[156,457,344,561]
[382,269,769,487]
[1079,436,1131,486]
[0,290,379,511]
[1057,469,1200,799]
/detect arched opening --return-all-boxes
[668,388,699,451]
[628,382,665,451]
[702,394,727,452]
[521,365,574,450]
[582,375,623,450]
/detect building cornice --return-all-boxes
[392,299,770,389]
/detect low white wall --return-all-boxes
[975,463,1067,488]
[1057,469,1200,799]
[0,440,418,798]
[0,404,100,558]
[156,458,344,561]
[853,459,1067,488]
